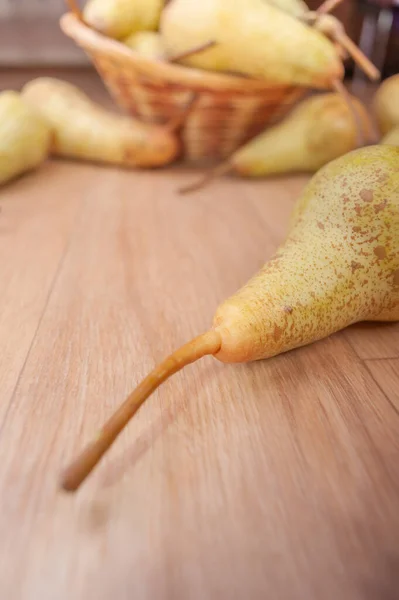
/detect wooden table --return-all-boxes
[1,70,399,600]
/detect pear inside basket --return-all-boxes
[59,0,380,168]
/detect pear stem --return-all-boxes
[332,78,364,147]
[179,162,233,195]
[168,41,217,64]
[316,0,346,15]
[60,330,221,492]
[333,31,380,81]
[66,0,83,20]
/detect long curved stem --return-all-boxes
[168,41,217,64]
[61,330,221,492]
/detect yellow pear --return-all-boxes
[226,93,374,177]
[381,127,399,147]
[161,0,343,88]
[123,31,165,60]
[21,78,180,169]
[0,91,52,187]
[263,0,308,17]
[61,144,399,491]
[83,0,164,40]
[373,74,399,136]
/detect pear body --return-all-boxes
[83,0,163,39]
[213,145,399,363]
[232,93,373,177]
[161,0,343,88]
[21,78,179,168]
[373,74,399,136]
[123,31,165,60]
[381,127,399,147]
[0,91,52,186]
[262,0,308,17]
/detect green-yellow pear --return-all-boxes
[381,127,399,147]
[61,144,399,492]
[83,0,164,40]
[263,0,308,17]
[123,31,165,60]
[21,78,180,169]
[0,91,52,186]
[373,74,399,136]
[161,0,343,89]
[225,93,374,177]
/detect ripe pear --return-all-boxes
[21,78,180,169]
[0,91,52,187]
[161,0,343,88]
[373,74,399,136]
[227,93,374,177]
[381,127,399,147]
[263,0,308,17]
[61,144,399,491]
[123,31,165,60]
[83,0,164,40]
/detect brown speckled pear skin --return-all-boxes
[213,145,399,364]
[232,93,374,177]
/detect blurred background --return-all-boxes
[0,0,398,79]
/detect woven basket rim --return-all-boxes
[60,12,302,95]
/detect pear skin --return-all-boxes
[381,127,399,147]
[262,0,308,17]
[230,93,374,177]
[373,74,399,136]
[0,91,52,186]
[161,0,343,88]
[21,78,179,169]
[214,145,399,363]
[83,0,164,40]
[123,31,165,60]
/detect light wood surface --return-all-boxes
[0,70,399,600]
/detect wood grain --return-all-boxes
[0,71,398,600]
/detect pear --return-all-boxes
[0,91,52,186]
[227,93,374,177]
[61,144,399,491]
[21,78,180,169]
[83,0,164,40]
[263,0,308,17]
[373,74,399,136]
[123,31,165,60]
[381,127,399,147]
[161,0,343,89]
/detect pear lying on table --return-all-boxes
[373,74,399,136]
[381,128,399,147]
[83,0,164,39]
[225,92,374,177]
[61,144,399,492]
[123,31,165,60]
[21,78,180,169]
[161,0,343,88]
[0,91,52,187]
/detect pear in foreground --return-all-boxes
[61,145,399,492]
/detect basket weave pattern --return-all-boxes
[61,13,306,162]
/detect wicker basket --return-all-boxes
[60,12,307,163]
